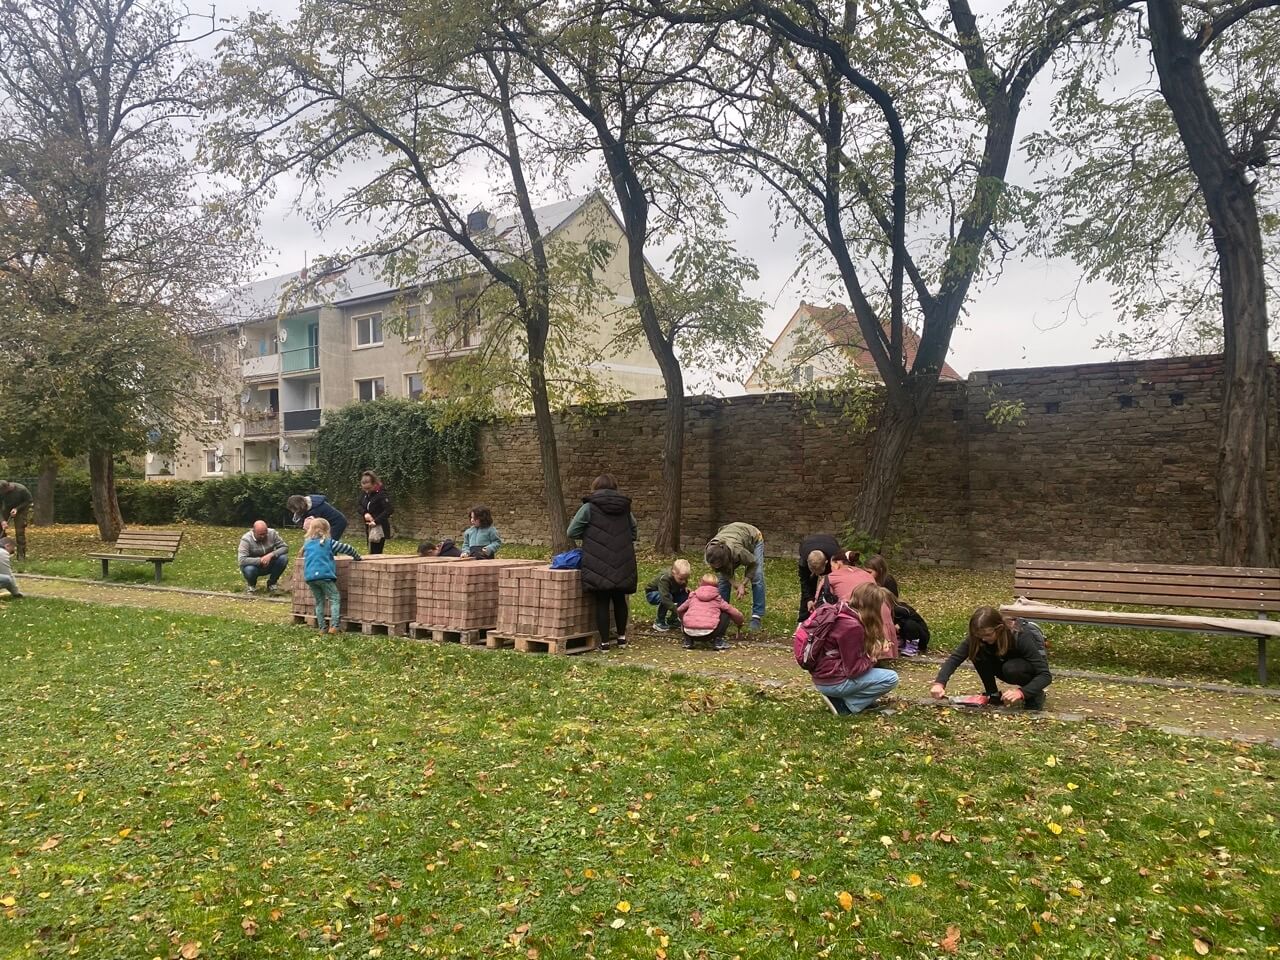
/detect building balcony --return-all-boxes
[422,340,482,361]
[282,408,321,432]
[281,345,320,374]
[242,353,280,380]
[243,416,279,438]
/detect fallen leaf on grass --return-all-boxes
[905,874,923,887]
[38,836,60,851]
[179,943,201,959]
[1194,938,1211,956]
[615,901,631,913]
[940,926,961,954]
[836,891,853,911]
[241,917,259,938]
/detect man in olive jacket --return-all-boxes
[705,521,765,631]
[0,481,33,560]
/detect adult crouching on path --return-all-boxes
[238,521,289,594]
[705,522,765,632]
[0,481,33,560]
[930,607,1052,710]
[567,474,638,651]
[357,470,393,554]
[286,494,348,542]
[797,532,841,622]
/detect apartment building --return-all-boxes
[149,193,666,481]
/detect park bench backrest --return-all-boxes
[1014,560,1280,613]
[108,530,184,558]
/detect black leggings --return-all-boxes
[592,589,629,644]
[975,656,1036,692]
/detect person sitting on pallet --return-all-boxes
[929,606,1052,710]
[238,520,290,595]
[301,517,361,634]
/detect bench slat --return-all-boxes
[1014,568,1280,590]
[1000,602,1280,637]
[1017,559,1280,578]
[1011,585,1280,612]
[1014,577,1280,603]
[113,537,183,547]
[87,553,175,562]
[97,544,182,553]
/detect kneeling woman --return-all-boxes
[796,582,899,715]
[930,606,1052,709]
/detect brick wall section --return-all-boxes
[386,355,1276,567]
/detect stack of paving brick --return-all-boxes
[289,554,353,625]
[412,559,540,643]
[342,555,424,631]
[494,566,597,654]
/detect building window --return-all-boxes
[791,365,815,387]
[354,312,384,348]
[203,397,225,423]
[406,372,424,400]
[356,377,385,402]
[454,295,479,348]
[404,305,423,341]
[203,449,223,475]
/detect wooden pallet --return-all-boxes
[338,619,410,637]
[291,612,317,627]
[408,622,504,646]
[501,632,597,656]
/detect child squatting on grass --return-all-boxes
[676,573,744,651]
[795,581,899,715]
[0,537,23,598]
[645,558,691,632]
[930,606,1053,709]
[302,517,362,633]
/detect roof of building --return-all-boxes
[749,301,965,385]
[210,193,598,328]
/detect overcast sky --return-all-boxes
[209,0,1153,386]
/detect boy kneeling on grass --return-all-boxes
[645,558,691,632]
[676,573,744,651]
[302,517,362,634]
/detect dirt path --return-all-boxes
[19,578,1280,746]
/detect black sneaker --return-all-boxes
[681,638,694,650]
[1023,692,1045,711]
[713,638,729,651]
[615,636,627,648]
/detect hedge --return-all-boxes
[37,469,323,528]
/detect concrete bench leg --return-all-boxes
[100,558,109,580]
[1260,636,1268,686]
[153,561,163,583]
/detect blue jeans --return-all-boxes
[717,540,765,621]
[645,587,689,624]
[815,668,899,714]
[308,579,341,629]
[242,555,288,588]
[0,574,20,596]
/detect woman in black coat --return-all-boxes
[357,470,393,555]
[567,474,638,650]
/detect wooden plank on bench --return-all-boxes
[1017,559,1280,578]
[1001,601,1280,637]
[1012,580,1280,609]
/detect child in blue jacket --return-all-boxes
[302,517,362,632]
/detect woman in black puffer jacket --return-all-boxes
[566,474,638,650]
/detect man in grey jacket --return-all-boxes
[238,520,289,594]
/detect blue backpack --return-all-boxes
[550,548,582,570]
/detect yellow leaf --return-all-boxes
[1047,822,1063,835]
[615,901,631,914]
[1194,938,1211,956]
[1045,755,1057,768]
[906,874,923,887]
[583,869,596,879]
[0,897,15,907]
[1197,829,1211,839]
[1066,782,1079,791]
[118,828,132,838]
[1032,921,1042,935]
[836,891,853,911]
[878,836,893,847]
[789,869,800,880]
[866,788,882,801]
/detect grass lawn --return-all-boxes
[0,599,1276,959]
[15,524,1278,685]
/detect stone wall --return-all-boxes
[389,355,1276,567]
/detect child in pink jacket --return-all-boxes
[677,573,746,651]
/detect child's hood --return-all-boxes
[692,583,721,601]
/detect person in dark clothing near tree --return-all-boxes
[567,474,638,651]
[357,470,393,554]
[930,606,1052,709]
[797,533,841,622]
[0,481,33,560]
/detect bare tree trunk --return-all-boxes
[1148,0,1273,565]
[529,356,571,552]
[34,456,56,526]
[849,384,931,542]
[88,446,123,541]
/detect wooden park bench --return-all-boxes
[1001,559,1280,684]
[88,529,184,583]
